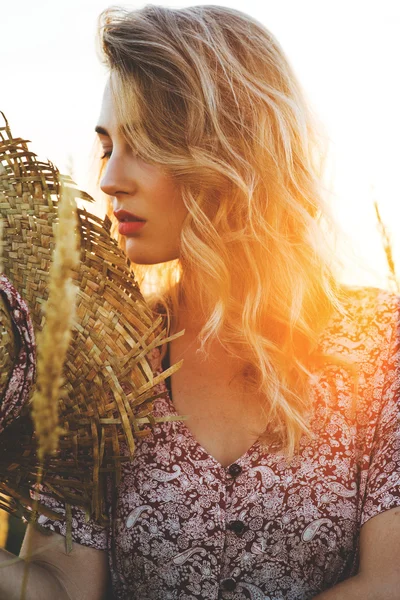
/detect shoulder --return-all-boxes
[334,284,399,327]
[319,284,400,357]
[310,285,400,424]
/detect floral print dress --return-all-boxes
[0,275,36,433]
[31,286,400,600]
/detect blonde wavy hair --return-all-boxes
[94,4,356,457]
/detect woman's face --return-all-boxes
[97,80,188,265]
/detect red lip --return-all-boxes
[118,221,146,236]
[113,209,146,222]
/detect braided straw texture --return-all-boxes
[0,112,183,524]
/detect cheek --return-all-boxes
[157,185,187,226]
[167,203,188,231]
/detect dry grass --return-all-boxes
[30,183,80,460]
[21,184,80,599]
[374,200,400,293]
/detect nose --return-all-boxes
[99,154,134,198]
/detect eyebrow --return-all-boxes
[95,125,110,137]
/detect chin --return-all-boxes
[124,240,179,265]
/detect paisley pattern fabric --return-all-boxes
[0,274,36,434]
[34,286,400,600]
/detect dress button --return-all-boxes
[227,463,242,477]
[227,520,245,535]
[221,577,237,591]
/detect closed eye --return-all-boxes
[101,151,112,160]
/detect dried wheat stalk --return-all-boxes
[374,200,400,293]
[31,184,80,460]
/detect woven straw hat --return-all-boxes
[0,112,183,524]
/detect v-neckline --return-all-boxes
[159,343,261,471]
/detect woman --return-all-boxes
[4,4,400,599]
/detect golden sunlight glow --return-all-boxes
[2,1,399,292]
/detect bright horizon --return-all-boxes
[2,0,400,291]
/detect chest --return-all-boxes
[167,337,268,468]
[112,398,360,598]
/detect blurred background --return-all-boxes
[1,0,400,551]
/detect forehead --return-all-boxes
[97,80,117,134]
[96,75,143,144]
[97,78,140,140]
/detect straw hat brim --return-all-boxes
[0,112,184,524]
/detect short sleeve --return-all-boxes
[0,275,36,433]
[30,480,109,551]
[360,293,400,526]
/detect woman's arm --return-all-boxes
[313,506,400,600]
[0,545,68,600]
[312,574,377,600]
[0,524,109,600]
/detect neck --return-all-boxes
[171,306,204,338]
[169,283,207,337]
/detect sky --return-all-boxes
[2,0,400,290]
